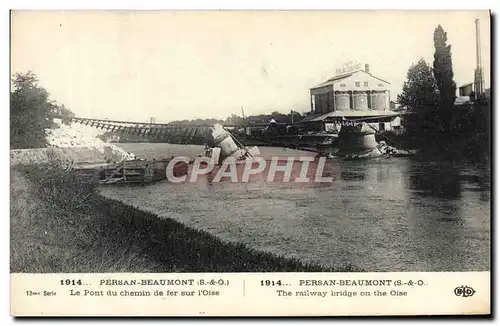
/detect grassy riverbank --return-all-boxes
[11,164,359,273]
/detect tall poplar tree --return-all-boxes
[433,25,457,132]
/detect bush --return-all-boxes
[17,163,97,211]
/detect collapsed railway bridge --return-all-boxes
[67,116,302,148]
[69,116,216,144]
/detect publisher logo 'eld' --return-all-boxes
[454,286,476,297]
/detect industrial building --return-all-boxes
[303,64,398,132]
[310,64,391,114]
[459,83,474,97]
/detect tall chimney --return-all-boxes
[365,64,370,73]
[475,19,482,70]
[474,18,484,98]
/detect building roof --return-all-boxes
[459,83,474,88]
[325,72,357,83]
[301,110,401,123]
[310,69,390,90]
[300,113,326,123]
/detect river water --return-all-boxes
[99,143,491,272]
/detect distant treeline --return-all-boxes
[195,111,305,126]
[157,110,305,126]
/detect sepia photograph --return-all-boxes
[10,9,491,281]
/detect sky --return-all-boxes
[11,10,491,123]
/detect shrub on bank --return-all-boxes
[13,164,361,273]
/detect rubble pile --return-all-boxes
[45,119,135,161]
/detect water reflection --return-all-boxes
[407,160,491,202]
[470,165,491,202]
[407,162,463,200]
[376,167,390,183]
[340,171,366,181]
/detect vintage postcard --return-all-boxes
[9,10,491,316]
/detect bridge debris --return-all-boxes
[46,118,135,162]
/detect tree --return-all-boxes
[10,71,73,149]
[290,110,303,123]
[397,58,439,113]
[397,59,440,140]
[225,114,244,125]
[433,25,457,132]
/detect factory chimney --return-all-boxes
[364,64,370,74]
[474,18,484,99]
